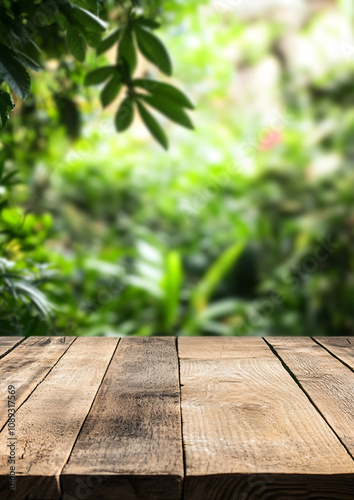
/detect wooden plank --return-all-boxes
[62,337,183,500]
[267,337,354,457]
[0,337,23,360]
[313,337,354,370]
[0,337,118,500]
[0,337,75,431]
[179,337,354,500]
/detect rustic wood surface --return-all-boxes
[0,336,353,500]
[0,337,75,432]
[0,338,117,500]
[0,338,23,360]
[62,337,184,500]
[266,337,354,458]
[179,337,354,500]
[314,337,354,370]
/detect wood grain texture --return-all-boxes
[267,337,354,458]
[62,337,183,500]
[0,337,23,360]
[314,337,354,370]
[185,473,354,500]
[0,337,118,500]
[178,337,354,500]
[0,337,75,431]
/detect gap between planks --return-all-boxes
[175,337,187,500]
[58,338,120,499]
[312,337,354,373]
[0,337,77,434]
[0,337,26,361]
[264,337,354,461]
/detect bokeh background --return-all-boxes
[1,0,354,337]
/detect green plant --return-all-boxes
[125,240,245,335]
[1,2,354,338]
[0,0,194,148]
[0,155,54,334]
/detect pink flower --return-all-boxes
[259,128,283,151]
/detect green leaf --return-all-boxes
[118,27,137,75]
[140,94,194,129]
[67,25,86,62]
[192,241,245,311]
[80,27,102,48]
[15,52,41,72]
[56,12,69,30]
[1,169,19,185]
[135,26,172,76]
[0,45,30,100]
[71,5,108,32]
[77,0,99,13]
[21,39,42,59]
[137,101,168,150]
[0,157,4,180]
[0,90,14,131]
[127,274,162,299]
[199,299,242,321]
[84,65,116,85]
[100,74,121,107]
[115,97,134,132]
[13,280,53,318]
[97,28,122,55]
[162,251,183,330]
[135,18,161,30]
[133,78,195,109]
[117,60,131,84]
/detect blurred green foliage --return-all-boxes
[1,1,354,336]
[0,0,194,146]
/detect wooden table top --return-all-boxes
[0,336,353,500]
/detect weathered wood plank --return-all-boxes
[179,337,354,500]
[185,473,354,500]
[313,337,354,370]
[267,337,354,458]
[0,337,24,360]
[62,337,183,500]
[0,337,118,500]
[0,337,75,431]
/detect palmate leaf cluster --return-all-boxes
[0,0,194,148]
